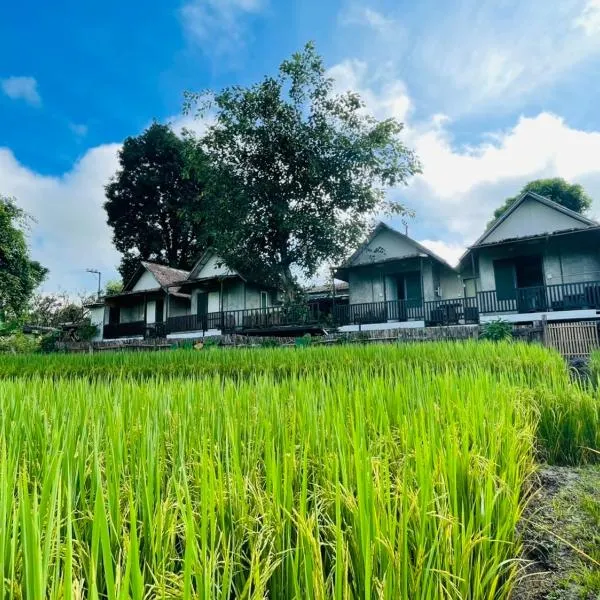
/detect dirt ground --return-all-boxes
[513,465,600,600]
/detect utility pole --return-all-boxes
[86,269,102,299]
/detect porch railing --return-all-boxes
[423,297,479,326]
[166,312,224,334]
[332,299,424,326]
[478,280,600,314]
[103,321,146,339]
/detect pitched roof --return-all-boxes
[339,222,455,271]
[470,191,598,250]
[123,261,190,292]
[141,261,190,287]
[187,249,241,281]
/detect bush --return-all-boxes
[39,332,60,353]
[0,332,40,354]
[481,319,513,342]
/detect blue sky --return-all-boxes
[2,0,600,293]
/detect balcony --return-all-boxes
[478,281,600,315]
[103,321,146,339]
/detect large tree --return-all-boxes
[184,42,420,300]
[0,196,47,321]
[105,122,212,282]
[488,178,593,229]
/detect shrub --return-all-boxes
[481,319,513,341]
[0,332,40,354]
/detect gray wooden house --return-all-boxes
[459,191,600,323]
[334,222,469,328]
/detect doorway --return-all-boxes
[493,255,546,311]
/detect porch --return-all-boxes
[164,295,479,336]
[166,304,327,336]
[478,280,600,315]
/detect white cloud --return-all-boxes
[415,0,600,112]
[341,5,395,33]
[327,57,600,251]
[1,76,41,107]
[574,0,600,34]
[180,0,265,54]
[418,240,465,267]
[407,112,600,243]
[0,144,121,294]
[327,59,412,122]
[335,1,600,115]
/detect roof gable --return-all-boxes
[473,191,598,248]
[188,250,240,281]
[124,261,190,291]
[343,222,454,270]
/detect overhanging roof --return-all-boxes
[123,261,190,292]
[335,222,455,280]
[459,191,600,265]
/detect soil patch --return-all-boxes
[513,465,600,599]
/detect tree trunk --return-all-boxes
[280,264,298,305]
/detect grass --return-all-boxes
[0,341,597,598]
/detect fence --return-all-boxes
[543,320,600,357]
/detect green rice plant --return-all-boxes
[0,365,538,599]
[0,342,593,598]
[0,340,568,385]
[532,385,600,465]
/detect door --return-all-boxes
[404,271,422,300]
[197,293,208,329]
[155,298,164,323]
[108,306,120,324]
[260,291,269,309]
[404,271,422,319]
[493,259,516,302]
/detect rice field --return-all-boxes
[0,342,598,599]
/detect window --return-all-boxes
[260,291,269,309]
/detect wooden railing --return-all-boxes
[166,312,223,334]
[332,299,424,326]
[423,297,479,326]
[103,321,146,339]
[478,281,600,314]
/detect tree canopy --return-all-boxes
[0,196,47,321]
[104,122,212,282]
[487,178,593,229]
[184,42,420,299]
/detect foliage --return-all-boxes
[104,279,123,296]
[481,319,513,341]
[76,323,98,341]
[104,122,212,282]
[39,331,60,353]
[0,332,40,354]
[184,42,420,300]
[0,195,47,320]
[487,178,593,229]
[27,292,88,328]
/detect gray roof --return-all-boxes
[459,191,600,264]
[140,261,190,288]
[338,222,455,272]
